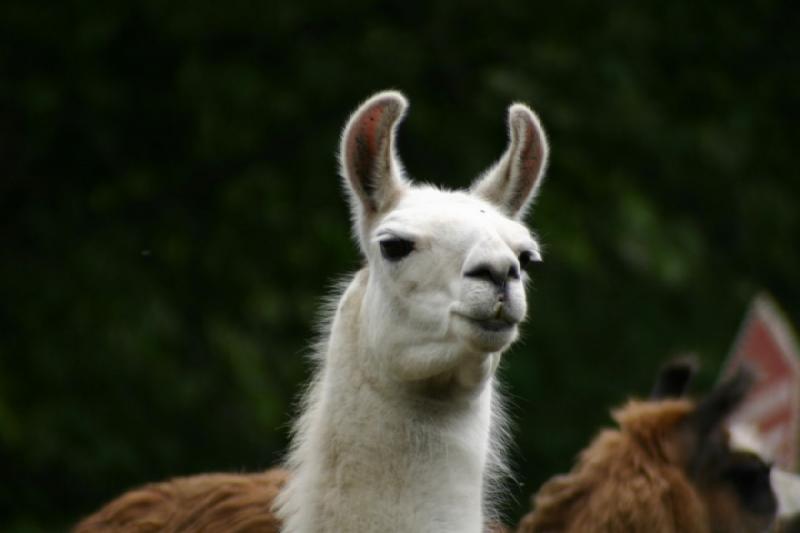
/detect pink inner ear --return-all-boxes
[354,105,384,154]
[346,104,388,208]
[520,122,543,175]
[514,122,544,206]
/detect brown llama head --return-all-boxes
[678,367,776,533]
[519,360,777,533]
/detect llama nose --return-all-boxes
[464,262,520,290]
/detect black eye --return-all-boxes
[518,250,540,270]
[380,238,415,261]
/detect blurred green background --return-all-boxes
[2,0,799,530]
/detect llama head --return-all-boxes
[339,90,548,366]
[675,368,777,532]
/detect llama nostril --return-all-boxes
[508,264,520,280]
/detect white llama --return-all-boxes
[275,90,550,533]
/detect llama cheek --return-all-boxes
[402,280,419,293]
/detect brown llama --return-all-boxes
[517,359,777,533]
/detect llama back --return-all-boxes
[74,470,288,533]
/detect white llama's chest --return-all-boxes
[295,369,495,533]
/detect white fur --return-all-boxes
[275,91,549,532]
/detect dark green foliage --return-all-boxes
[1,1,798,530]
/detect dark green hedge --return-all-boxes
[1,1,798,529]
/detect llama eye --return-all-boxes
[518,250,541,270]
[380,238,415,261]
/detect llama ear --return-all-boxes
[472,103,549,219]
[685,367,755,476]
[690,367,754,440]
[650,355,699,400]
[340,91,408,220]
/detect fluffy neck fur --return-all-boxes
[275,269,508,533]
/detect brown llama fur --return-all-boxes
[517,368,776,533]
[74,469,288,533]
[74,466,514,532]
[518,400,710,532]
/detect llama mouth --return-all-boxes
[465,316,517,332]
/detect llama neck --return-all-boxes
[276,270,502,533]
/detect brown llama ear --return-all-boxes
[339,91,408,221]
[691,366,754,440]
[471,103,548,219]
[650,355,699,400]
[684,367,756,477]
